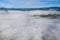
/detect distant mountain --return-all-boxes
[39,7,60,11]
[0,7,60,11]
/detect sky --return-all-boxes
[0,0,60,8]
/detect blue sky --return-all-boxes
[0,0,60,8]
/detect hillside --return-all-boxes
[0,7,60,11]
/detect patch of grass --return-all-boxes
[33,14,60,19]
[40,14,60,19]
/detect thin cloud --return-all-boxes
[0,3,14,8]
[0,0,60,8]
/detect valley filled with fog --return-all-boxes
[0,10,60,40]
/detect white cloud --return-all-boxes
[0,3,14,8]
[6,0,48,8]
[0,0,60,8]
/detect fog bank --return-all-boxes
[0,10,60,40]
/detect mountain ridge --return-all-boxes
[0,7,60,11]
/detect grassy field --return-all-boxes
[33,14,60,19]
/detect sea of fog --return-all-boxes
[0,10,60,40]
